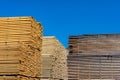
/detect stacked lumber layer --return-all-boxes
[68,34,120,80]
[68,53,120,80]
[0,17,42,80]
[41,36,67,80]
[0,75,40,80]
[69,34,120,54]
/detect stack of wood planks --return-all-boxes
[0,16,42,80]
[68,34,120,80]
[41,36,68,80]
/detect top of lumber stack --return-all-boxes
[0,16,42,42]
[69,34,120,54]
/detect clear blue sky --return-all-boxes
[0,0,120,48]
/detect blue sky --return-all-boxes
[0,0,120,48]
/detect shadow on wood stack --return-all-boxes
[0,16,42,80]
[41,36,68,80]
[68,34,120,80]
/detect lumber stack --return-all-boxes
[68,34,120,80]
[0,17,42,80]
[41,36,67,80]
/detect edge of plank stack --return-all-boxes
[68,34,120,80]
[41,36,68,80]
[0,16,42,80]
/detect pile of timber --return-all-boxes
[41,36,68,80]
[0,16,42,80]
[68,34,120,80]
